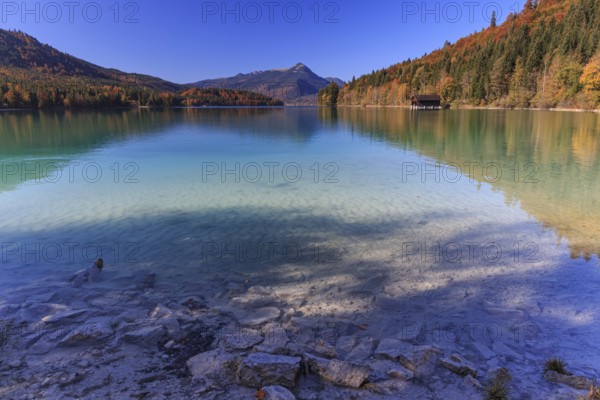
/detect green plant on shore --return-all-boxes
[484,380,509,400]
[544,357,567,374]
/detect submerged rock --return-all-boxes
[238,352,301,389]
[180,296,206,311]
[123,325,166,347]
[463,375,483,390]
[240,307,282,327]
[387,366,414,381]
[136,273,157,290]
[187,348,237,379]
[58,322,113,347]
[370,359,414,382]
[149,304,175,319]
[375,338,409,361]
[492,341,522,360]
[396,345,442,378]
[335,336,356,356]
[71,270,87,288]
[223,329,263,351]
[544,370,593,390]
[438,354,477,377]
[261,385,296,400]
[258,324,289,351]
[305,354,370,388]
[306,339,337,358]
[88,259,103,283]
[71,259,104,287]
[28,337,56,355]
[345,336,374,362]
[42,309,87,323]
[231,293,274,308]
[374,339,442,378]
[58,371,87,388]
[472,342,495,360]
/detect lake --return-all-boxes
[1,108,598,276]
[1,108,600,395]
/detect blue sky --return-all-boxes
[1,0,523,83]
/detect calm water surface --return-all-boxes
[0,108,598,291]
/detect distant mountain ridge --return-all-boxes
[190,63,343,105]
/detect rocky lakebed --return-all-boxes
[0,265,598,400]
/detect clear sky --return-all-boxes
[1,0,523,83]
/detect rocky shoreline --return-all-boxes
[0,271,596,399]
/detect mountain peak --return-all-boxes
[291,62,311,72]
[270,63,309,73]
[191,63,342,105]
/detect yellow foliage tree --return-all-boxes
[440,76,458,104]
[580,53,600,107]
[581,54,600,91]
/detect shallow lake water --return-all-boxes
[1,108,598,276]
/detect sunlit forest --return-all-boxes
[329,0,600,109]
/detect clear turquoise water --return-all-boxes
[0,108,598,291]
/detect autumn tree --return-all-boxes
[580,52,600,106]
[318,82,340,106]
[440,76,458,104]
[535,56,561,108]
[509,58,533,107]
[581,53,600,92]
[489,57,508,101]
[557,60,583,98]
[4,88,22,107]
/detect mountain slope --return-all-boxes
[0,29,181,92]
[326,77,345,87]
[190,63,342,105]
[335,0,600,109]
[0,29,283,108]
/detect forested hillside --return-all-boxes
[334,0,600,109]
[0,29,181,92]
[0,29,283,108]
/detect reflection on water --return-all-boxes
[322,108,600,259]
[0,108,318,154]
[0,108,318,193]
[0,107,598,261]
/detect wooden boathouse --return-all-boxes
[411,94,441,109]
